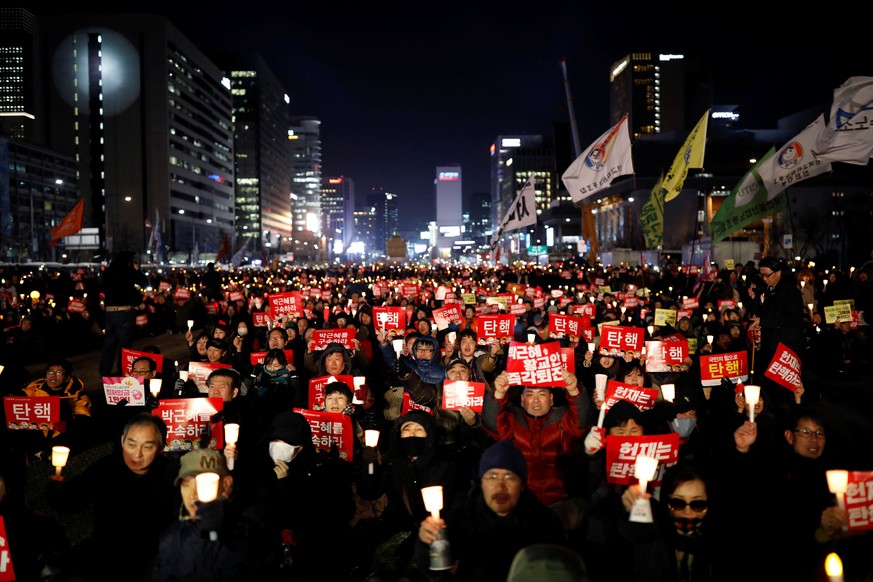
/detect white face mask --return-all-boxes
[269,440,302,464]
[237,327,248,337]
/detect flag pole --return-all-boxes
[561,58,598,266]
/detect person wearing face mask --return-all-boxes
[618,463,718,582]
[362,410,465,582]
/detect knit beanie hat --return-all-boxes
[478,440,528,482]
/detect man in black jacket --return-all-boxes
[99,251,149,376]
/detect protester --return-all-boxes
[99,251,149,376]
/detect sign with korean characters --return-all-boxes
[441,380,486,413]
[475,314,515,343]
[605,433,680,485]
[505,341,566,387]
[653,308,677,327]
[102,377,147,406]
[308,374,355,410]
[0,516,16,581]
[4,396,61,431]
[764,343,802,392]
[599,326,645,358]
[312,328,355,351]
[294,408,355,461]
[152,397,224,451]
[433,304,464,330]
[602,381,660,413]
[267,291,304,319]
[644,340,689,373]
[122,348,165,375]
[372,306,406,332]
[549,313,585,338]
[699,351,749,386]
[187,362,233,393]
[844,471,873,531]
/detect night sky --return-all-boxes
[52,5,867,230]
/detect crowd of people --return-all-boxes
[0,255,871,581]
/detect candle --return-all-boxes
[149,378,162,398]
[51,446,70,478]
[647,325,654,336]
[744,385,760,423]
[187,319,194,330]
[365,430,380,474]
[195,472,221,541]
[179,370,189,382]
[661,384,675,402]
[587,342,596,354]
[392,338,404,358]
[706,334,714,345]
[825,553,844,582]
[527,333,535,344]
[224,423,240,471]
[421,485,443,521]
[826,470,849,530]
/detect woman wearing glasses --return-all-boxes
[619,462,718,582]
[746,257,807,416]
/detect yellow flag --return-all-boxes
[662,109,709,202]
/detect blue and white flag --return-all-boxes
[561,115,634,203]
[813,76,873,165]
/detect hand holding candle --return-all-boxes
[195,472,221,541]
[187,319,194,331]
[421,485,443,521]
[149,378,162,398]
[629,454,658,523]
[661,383,675,403]
[826,469,849,531]
[595,374,608,427]
[224,423,240,471]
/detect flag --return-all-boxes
[216,234,232,263]
[231,237,253,268]
[640,173,665,249]
[756,114,832,199]
[812,76,873,165]
[709,148,788,245]
[661,109,710,202]
[50,198,84,246]
[561,115,634,203]
[491,175,537,244]
[693,250,717,296]
[192,240,200,265]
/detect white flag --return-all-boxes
[561,115,634,203]
[493,175,537,243]
[756,114,832,200]
[813,76,873,165]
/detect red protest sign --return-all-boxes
[152,397,225,451]
[401,284,420,299]
[505,341,565,387]
[294,408,355,461]
[644,340,689,373]
[433,304,463,330]
[604,434,680,485]
[764,342,802,392]
[475,314,515,343]
[441,380,485,412]
[4,396,61,431]
[268,291,304,319]
[549,313,585,338]
[252,311,270,327]
[718,299,736,311]
[228,290,244,302]
[312,328,355,350]
[401,392,433,416]
[308,374,355,410]
[845,471,873,531]
[699,351,749,386]
[560,347,576,374]
[0,516,16,581]
[682,297,699,309]
[599,326,645,358]
[187,361,232,393]
[122,348,165,375]
[603,381,659,412]
[67,298,86,313]
[574,303,596,319]
[372,306,406,332]
[174,287,191,300]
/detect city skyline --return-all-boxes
[25,6,867,232]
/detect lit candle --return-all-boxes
[51,446,70,478]
[587,342,596,354]
[421,485,444,521]
[706,334,714,345]
[825,553,844,582]
[826,470,849,530]
[744,385,760,422]
[195,472,221,541]
[527,333,536,344]
[365,430,380,474]
[187,319,194,331]
[647,325,654,336]
[149,378,162,398]
[661,384,675,402]
[392,338,404,358]
[224,423,240,471]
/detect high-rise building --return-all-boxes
[289,116,322,238]
[0,8,42,142]
[39,12,234,259]
[365,187,399,255]
[215,53,292,256]
[609,52,712,139]
[434,165,462,258]
[322,175,355,256]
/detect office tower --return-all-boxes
[0,8,43,142]
[366,187,398,255]
[289,115,322,236]
[322,175,355,257]
[216,53,292,256]
[434,165,462,258]
[40,13,234,259]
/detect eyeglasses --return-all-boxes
[793,428,826,439]
[759,271,775,279]
[415,346,435,353]
[482,472,521,483]
[667,498,708,511]
[131,369,152,375]
[46,369,65,376]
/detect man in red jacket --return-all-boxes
[481,369,591,532]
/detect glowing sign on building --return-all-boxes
[439,172,460,181]
[501,138,521,148]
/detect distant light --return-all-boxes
[207,174,224,183]
[501,138,521,148]
[178,209,185,214]
[658,54,685,61]
[124,196,132,202]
